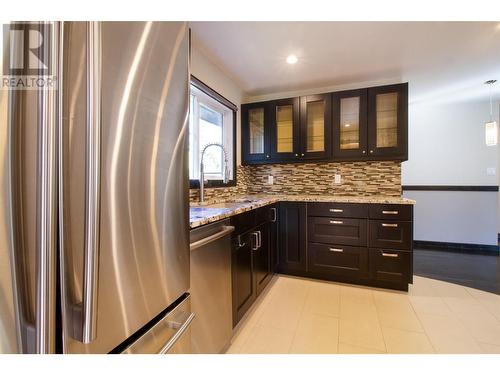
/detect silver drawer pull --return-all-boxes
[381,223,398,228]
[382,210,399,215]
[329,248,344,253]
[330,208,343,213]
[382,252,399,258]
[329,220,343,225]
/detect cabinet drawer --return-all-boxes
[308,202,368,218]
[369,248,411,284]
[308,243,368,278]
[256,204,278,225]
[369,204,412,221]
[230,210,256,236]
[368,220,412,250]
[308,217,367,246]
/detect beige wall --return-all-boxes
[190,37,245,165]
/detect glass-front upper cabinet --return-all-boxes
[270,98,299,160]
[299,94,332,160]
[367,83,408,158]
[332,89,368,160]
[242,102,270,163]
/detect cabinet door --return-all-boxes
[231,231,256,326]
[367,83,408,159]
[299,94,332,160]
[253,223,272,297]
[279,202,307,273]
[332,89,368,160]
[270,98,300,162]
[270,205,279,272]
[241,102,271,163]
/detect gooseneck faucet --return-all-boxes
[199,143,229,203]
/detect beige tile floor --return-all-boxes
[226,275,500,354]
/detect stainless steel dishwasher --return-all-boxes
[189,219,234,353]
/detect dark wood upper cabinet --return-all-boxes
[299,94,332,160]
[269,97,300,161]
[332,89,368,160]
[367,83,408,159]
[241,101,271,163]
[241,83,407,165]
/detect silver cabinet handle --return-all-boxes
[158,312,196,354]
[382,252,399,258]
[81,21,102,344]
[330,208,343,213]
[382,210,399,215]
[257,230,262,248]
[329,248,344,253]
[190,226,235,251]
[270,207,277,222]
[329,220,343,225]
[381,223,398,228]
[251,232,259,251]
[235,234,246,249]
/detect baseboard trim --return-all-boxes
[414,240,499,256]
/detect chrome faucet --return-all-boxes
[199,143,229,203]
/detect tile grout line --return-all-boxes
[370,289,388,354]
[287,281,312,353]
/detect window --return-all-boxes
[189,77,236,188]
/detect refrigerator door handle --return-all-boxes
[158,312,195,354]
[35,21,60,354]
[81,21,102,344]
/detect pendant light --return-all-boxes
[485,79,498,146]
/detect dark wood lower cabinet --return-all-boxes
[278,202,307,273]
[231,205,278,326]
[231,201,413,325]
[254,223,272,296]
[308,243,369,278]
[369,248,412,284]
[231,231,255,326]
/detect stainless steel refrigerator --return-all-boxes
[0,21,191,354]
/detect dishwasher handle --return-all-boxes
[190,225,235,250]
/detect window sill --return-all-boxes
[189,179,236,189]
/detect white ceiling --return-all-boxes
[190,22,500,104]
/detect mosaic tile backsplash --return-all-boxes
[189,161,401,202]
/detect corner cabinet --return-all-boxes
[242,82,408,164]
[241,102,271,163]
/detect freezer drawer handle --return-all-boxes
[190,226,235,251]
[158,312,196,354]
[381,223,398,228]
[382,210,399,215]
[381,252,399,258]
[329,220,343,225]
[330,208,343,213]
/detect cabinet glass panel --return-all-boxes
[375,92,398,148]
[340,97,360,150]
[306,100,325,152]
[276,104,293,153]
[249,107,265,154]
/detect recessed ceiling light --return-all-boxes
[286,54,298,65]
[344,123,351,127]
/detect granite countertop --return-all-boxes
[189,194,415,229]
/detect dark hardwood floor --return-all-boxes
[413,248,500,295]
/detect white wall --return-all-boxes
[402,100,499,246]
[190,38,245,165]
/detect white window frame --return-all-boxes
[189,84,234,184]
